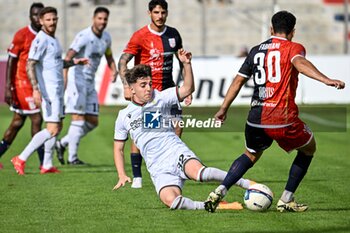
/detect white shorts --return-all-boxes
[41,92,65,123]
[150,152,202,195]
[65,71,98,116]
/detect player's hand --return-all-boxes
[111,71,119,83]
[4,87,12,106]
[326,79,345,90]
[123,85,132,101]
[33,89,42,107]
[214,108,228,124]
[73,57,89,66]
[184,94,192,106]
[178,49,192,64]
[112,175,131,190]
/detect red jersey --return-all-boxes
[238,36,306,127]
[123,25,182,91]
[8,25,37,83]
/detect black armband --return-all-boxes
[63,59,75,68]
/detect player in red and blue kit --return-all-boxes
[204,10,345,213]
[118,0,189,188]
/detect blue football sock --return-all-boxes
[37,145,44,166]
[222,154,254,190]
[0,139,10,158]
[285,151,313,193]
[131,153,142,178]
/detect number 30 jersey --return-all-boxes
[238,36,306,128]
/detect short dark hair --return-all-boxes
[94,6,109,16]
[30,2,44,14]
[148,0,168,11]
[125,64,152,85]
[39,6,57,18]
[271,11,296,35]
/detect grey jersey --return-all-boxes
[69,27,112,79]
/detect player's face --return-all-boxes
[30,7,43,31]
[131,77,153,103]
[93,12,108,34]
[149,5,168,31]
[40,12,58,36]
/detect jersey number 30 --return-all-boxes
[254,51,281,85]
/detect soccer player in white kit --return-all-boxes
[113,49,253,210]
[55,7,118,165]
[11,7,88,175]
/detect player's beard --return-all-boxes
[152,19,165,30]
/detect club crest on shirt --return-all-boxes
[168,38,176,48]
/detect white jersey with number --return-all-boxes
[114,87,196,176]
[28,30,64,121]
[69,27,112,80]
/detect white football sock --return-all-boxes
[19,129,52,161]
[67,120,85,162]
[60,134,69,147]
[198,167,252,189]
[42,136,56,169]
[281,190,294,203]
[170,195,205,210]
[82,121,96,135]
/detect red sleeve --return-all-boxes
[290,42,306,62]
[123,31,141,55]
[8,29,24,58]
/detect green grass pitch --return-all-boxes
[0,105,349,233]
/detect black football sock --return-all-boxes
[285,151,313,193]
[222,154,254,190]
[37,145,44,166]
[0,139,10,158]
[131,153,142,178]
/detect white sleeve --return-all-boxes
[114,112,128,141]
[70,31,87,52]
[159,87,179,106]
[28,34,46,61]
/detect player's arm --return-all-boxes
[175,51,192,106]
[26,58,41,107]
[112,140,131,190]
[214,75,247,123]
[5,56,18,105]
[177,49,194,101]
[292,56,345,89]
[118,53,134,100]
[105,47,118,83]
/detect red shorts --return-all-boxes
[10,79,40,115]
[245,118,313,153]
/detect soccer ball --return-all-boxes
[244,183,274,211]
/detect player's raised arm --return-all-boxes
[177,49,194,101]
[118,53,134,100]
[292,56,345,89]
[113,140,131,190]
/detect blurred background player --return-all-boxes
[55,7,118,165]
[118,0,189,188]
[0,2,44,169]
[11,7,88,175]
[113,50,252,210]
[204,10,345,213]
